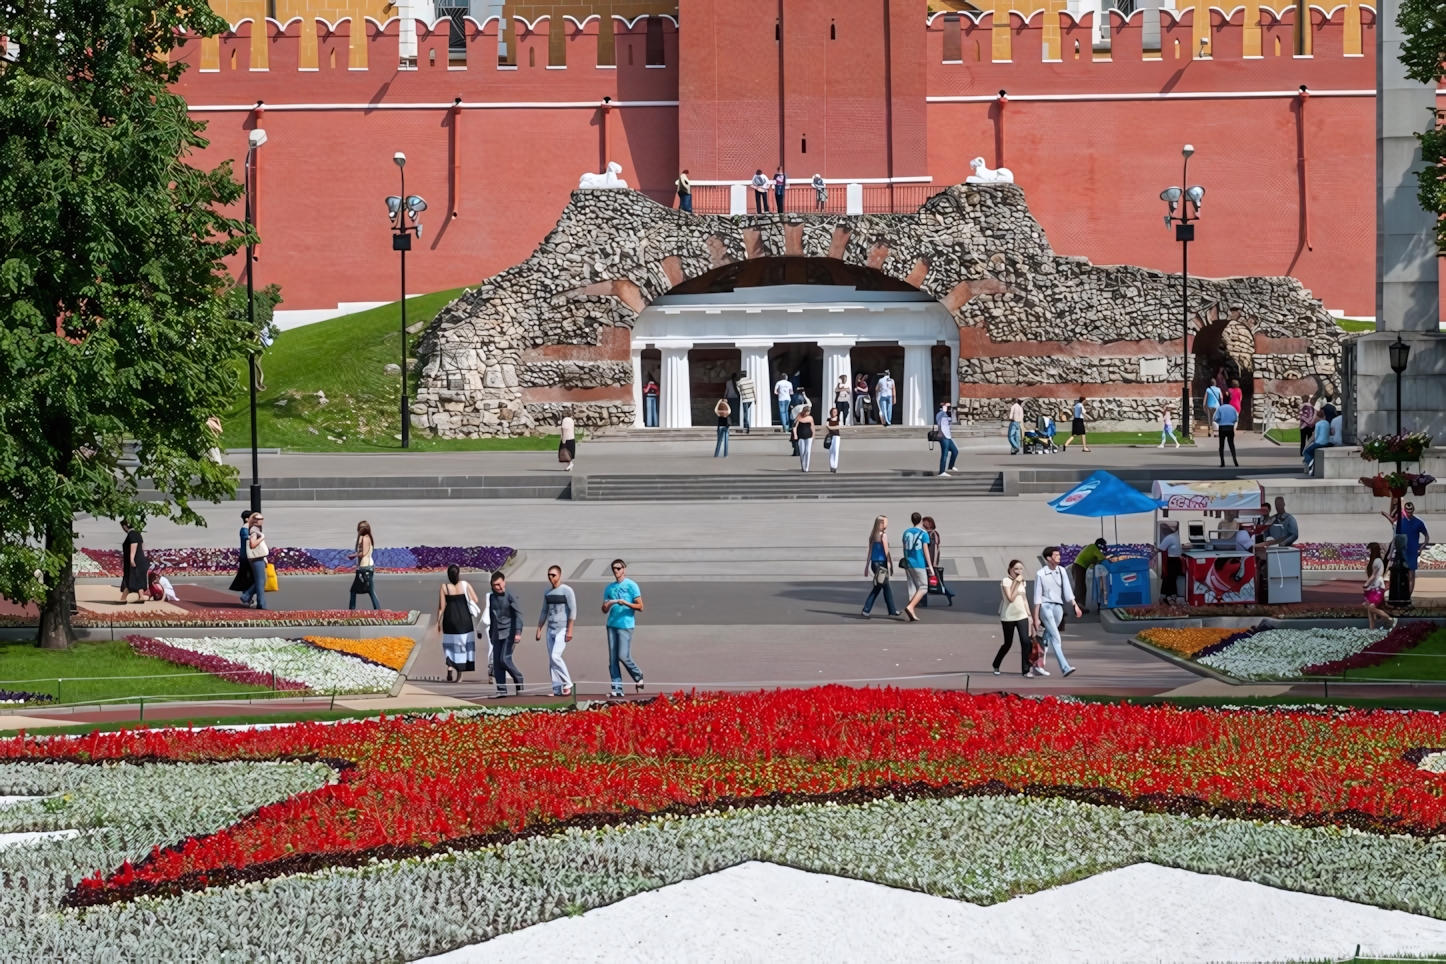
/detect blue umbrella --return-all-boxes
[1048,470,1165,518]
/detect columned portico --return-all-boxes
[901,342,935,426]
[659,342,693,428]
[819,338,856,417]
[737,340,774,428]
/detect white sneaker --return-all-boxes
[938,471,951,478]
[1035,668,1050,676]
[1157,444,1164,448]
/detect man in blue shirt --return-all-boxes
[901,512,931,621]
[1301,415,1332,475]
[1399,501,1431,593]
[1204,383,1222,437]
[1213,401,1239,467]
[601,558,645,697]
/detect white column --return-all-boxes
[660,343,693,428]
[901,342,934,427]
[819,339,855,420]
[630,346,644,428]
[846,183,863,215]
[729,183,747,215]
[737,340,774,428]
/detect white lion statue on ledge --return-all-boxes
[579,161,629,189]
[966,157,1014,184]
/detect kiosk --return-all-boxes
[1150,481,1268,605]
[1049,471,1166,608]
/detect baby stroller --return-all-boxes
[1021,415,1058,454]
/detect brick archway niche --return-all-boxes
[414,184,1342,438]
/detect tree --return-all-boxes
[0,0,258,647]
[1397,0,1446,252]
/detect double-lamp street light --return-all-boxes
[386,152,427,448]
[1161,145,1205,437]
[244,125,268,512]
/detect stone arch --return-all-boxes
[413,184,1342,438]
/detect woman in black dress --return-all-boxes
[119,521,148,604]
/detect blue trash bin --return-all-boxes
[1099,556,1152,608]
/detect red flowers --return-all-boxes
[7,689,1445,904]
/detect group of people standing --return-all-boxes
[435,559,647,699]
[861,512,957,620]
[745,169,830,213]
[1004,399,1092,456]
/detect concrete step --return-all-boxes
[573,471,1004,501]
[589,425,1002,442]
[142,476,572,501]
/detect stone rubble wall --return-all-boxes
[414,184,1342,437]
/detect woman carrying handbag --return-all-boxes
[991,559,1035,676]
[437,564,488,682]
[243,514,270,610]
[861,515,901,617]
[917,516,955,608]
[348,520,380,610]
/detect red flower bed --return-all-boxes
[78,609,418,627]
[1301,622,1442,676]
[4,689,1446,903]
[128,637,307,691]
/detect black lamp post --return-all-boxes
[244,126,267,512]
[386,153,426,449]
[1161,146,1205,437]
[1387,335,1412,604]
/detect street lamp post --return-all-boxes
[1387,335,1412,604]
[244,126,268,512]
[387,153,426,449]
[1160,146,1205,438]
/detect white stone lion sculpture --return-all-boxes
[966,157,1014,184]
[578,161,629,189]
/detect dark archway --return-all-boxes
[667,257,922,295]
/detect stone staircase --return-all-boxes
[588,424,1003,442]
[571,470,1005,501]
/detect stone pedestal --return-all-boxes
[660,343,693,428]
[738,341,773,428]
[1357,0,1446,440]
[901,343,934,426]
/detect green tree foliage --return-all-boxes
[1398,0,1446,252]
[0,0,258,647]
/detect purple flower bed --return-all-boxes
[1059,544,1154,566]
[127,636,308,690]
[1194,627,1262,660]
[371,547,421,570]
[303,548,356,571]
[1301,621,1441,676]
[0,690,54,705]
[409,546,513,572]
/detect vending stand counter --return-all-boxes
[1150,480,1273,605]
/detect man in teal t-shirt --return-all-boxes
[901,511,931,621]
[601,559,645,697]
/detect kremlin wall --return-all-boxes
[176,1,1383,319]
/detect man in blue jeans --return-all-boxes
[601,558,645,697]
[936,401,959,477]
[774,374,794,430]
[1031,546,1082,677]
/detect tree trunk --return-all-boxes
[38,523,76,650]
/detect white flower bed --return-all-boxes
[70,553,104,574]
[1422,543,1446,565]
[157,636,398,694]
[1198,628,1388,681]
[2,765,1446,962]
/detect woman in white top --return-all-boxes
[834,376,852,425]
[559,415,576,472]
[1158,405,1179,448]
[1363,541,1394,629]
[992,559,1036,676]
[348,520,380,610]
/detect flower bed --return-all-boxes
[74,545,515,577]
[302,635,415,671]
[128,636,398,694]
[0,689,54,706]
[1135,627,1240,657]
[1118,602,1446,620]
[4,689,1446,908]
[1197,628,1389,681]
[1064,543,1444,571]
[1301,622,1441,676]
[80,609,420,628]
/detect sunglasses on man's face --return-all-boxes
[612,565,625,571]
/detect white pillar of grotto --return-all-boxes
[630,347,645,428]
[901,342,935,426]
[660,343,693,428]
[737,340,774,428]
[819,339,855,420]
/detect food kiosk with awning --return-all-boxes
[1148,480,1289,605]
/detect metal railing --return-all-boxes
[687,183,941,216]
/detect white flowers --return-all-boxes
[156,637,398,694]
[1199,628,1388,681]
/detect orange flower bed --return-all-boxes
[302,635,416,670]
[1137,627,1240,657]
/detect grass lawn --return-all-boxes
[0,638,274,706]
[1335,317,1376,333]
[1266,427,1301,444]
[1068,431,1196,446]
[218,290,569,453]
[1341,628,1446,682]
